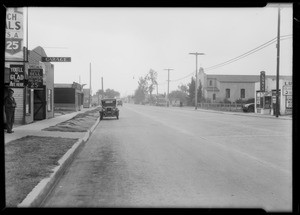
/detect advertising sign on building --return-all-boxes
[5,8,24,61]
[282,85,292,96]
[286,95,292,108]
[260,71,265,92]
[28,69,43,88]
[41,57,71,62]
[9,64,24,88]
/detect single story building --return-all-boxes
[54,82,84,111]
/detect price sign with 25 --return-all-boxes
[6,38,22,55]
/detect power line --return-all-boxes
[164,35,292,84]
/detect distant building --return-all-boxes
[54,82,84,111]
[199,68,292,106]
[83,89,91,108]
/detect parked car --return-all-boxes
[117,100,123,106]
[242,103,254,112]
[99,98,119,120]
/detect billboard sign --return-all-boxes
[5,8,24,61]
[9,64,25,88]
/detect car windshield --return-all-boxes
[102,100,116,107]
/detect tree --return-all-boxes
[169,90,188,104]
[187,77,203,106]
[178,84,188,94]
[187,77,195,105]
[133,76,148,104]
[146,69,158,104]
[105,88,120,98]
[97,88,120,99]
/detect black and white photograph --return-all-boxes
[3,2,296,212]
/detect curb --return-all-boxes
[17,117,100,207]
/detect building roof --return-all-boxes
[207,74,292,83]
[54,83,73,88]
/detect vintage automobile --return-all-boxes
[99,98,119,120]
[242,103,255,112]
[117,100,123,106]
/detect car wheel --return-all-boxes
[248,106,254,112]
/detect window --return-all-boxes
[226,89,230,98]
[213,93,216,101]
[209,80,213,86]
[241,89,245,99]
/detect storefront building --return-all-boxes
[4,46,55,125]
[254,72,292,116]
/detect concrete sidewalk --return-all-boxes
[4,107,99,145]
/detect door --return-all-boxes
[34,88,46,120]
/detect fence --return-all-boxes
[198,102,243,112]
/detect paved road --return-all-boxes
[42,104,292,211]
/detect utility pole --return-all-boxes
[189,52,204,110]
[89,63,91,108]
[275,5,281,117]
[164,68,173,107]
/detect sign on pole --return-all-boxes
[41,57,71,62]
[5,8,24,61]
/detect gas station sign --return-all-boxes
[5,8,24,61]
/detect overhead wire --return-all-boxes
[157,34,292,85]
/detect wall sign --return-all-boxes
[41,57,71,62]
[9,64,24,87]
[28,69,43,88]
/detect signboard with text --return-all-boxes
[282,85,292,96]
[28,69,43,88]
[5,8,24,61]
[260,71,265,92]
[9,64,24,87]
[41,57,71,62]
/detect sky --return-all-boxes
[26,4,293,97]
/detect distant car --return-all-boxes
[117,100,123,106]
[99,98,119,120]
[242,103,254,112]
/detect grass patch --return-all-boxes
[43,108,101,132]
[5,136,78,207]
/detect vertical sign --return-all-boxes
[5,8,24,61]
[9,65,25,87]
[260,71,265,92]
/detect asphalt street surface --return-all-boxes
[42,104,292,211]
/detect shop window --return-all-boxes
[226,89,230,98]
[47,89,52,111]
[241,89,245,99]
[25,88,31,114]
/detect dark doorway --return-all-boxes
[34,88,46,120]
